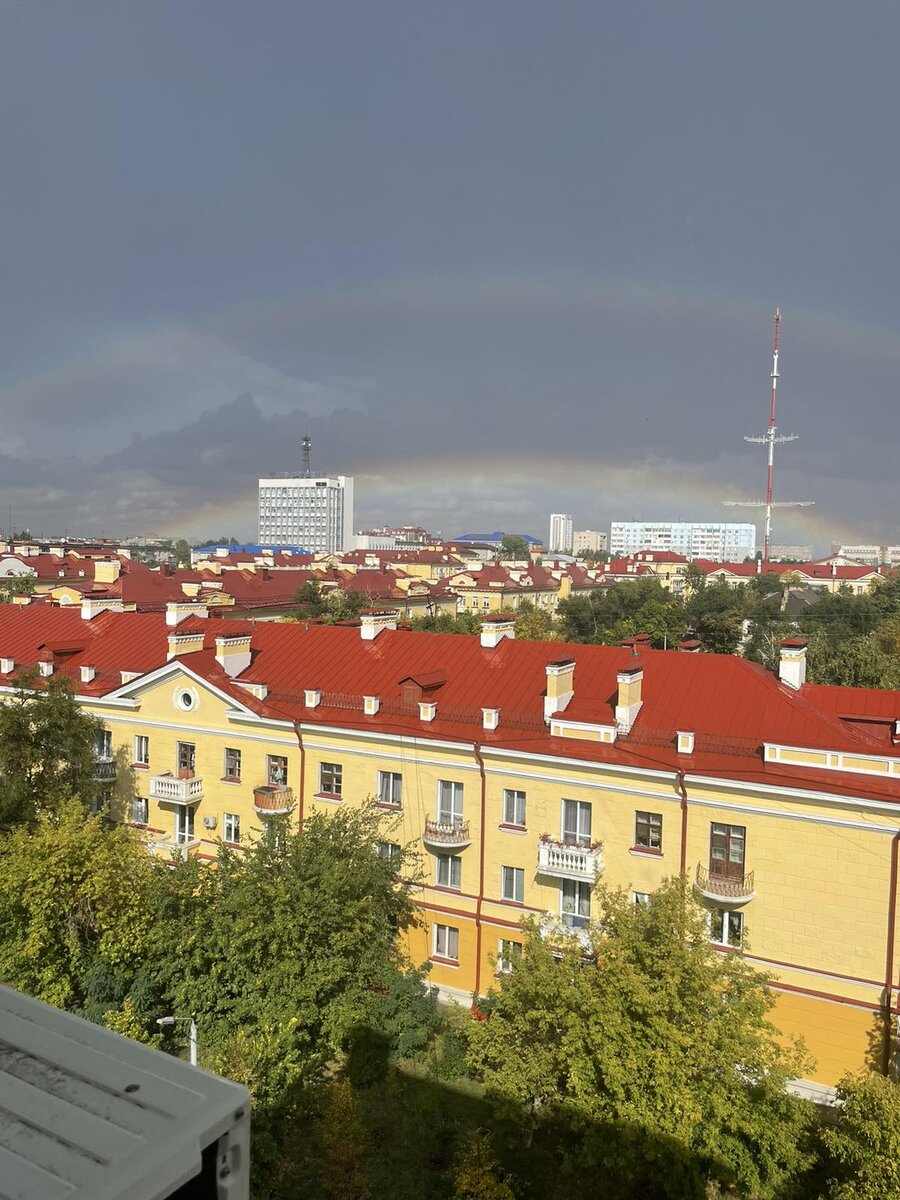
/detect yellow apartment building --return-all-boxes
[1,602,899,1090]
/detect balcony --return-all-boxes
[695,863,756,905]
[423,819,471,850]
[149,835,201,859]
[537,838,603,882]
[92,756,117,782]
[253,784,295,815]
[539,913,593,953]
[148,773,204,805]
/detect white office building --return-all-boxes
[610,521,757,562]
[572,529,608,555]
[548,513,574,554]
[258,475,354,554]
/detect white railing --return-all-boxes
[537,839,603,881]
[539,913,593,953]
[148,773,204,804]
[149,835,201,859]
[423,819,471,848]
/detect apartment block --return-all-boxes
[258,475,354,553]
[548,514,574,554]
[611,521,757,561]
[572,529,608,555]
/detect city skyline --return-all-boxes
[2,3,899,550]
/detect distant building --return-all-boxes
[548,514,574,555]
[610,521,756,562]
[769,545,813,563]
[835,544,900,567]
[258,475,354,554]
[454,532,542,549]
[572,529,608,555]
[354,526,436,551]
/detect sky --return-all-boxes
[1,1,899,551]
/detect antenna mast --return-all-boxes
[723,308,813,565]
[301,432,312,479]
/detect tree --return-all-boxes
[320,1080,371,1200]
[0,669,105,829]
[173,538,192,568]
[818,1072,900,1199]
[0,800,155,1011]
[466,878,813,1199]
[805,629,900,689]
[292,578,330,618]
[513,602,559,642]
[0,574,35,603]
[451,1131,515,1200]
[408,611,482,635]
[500,535,531,560]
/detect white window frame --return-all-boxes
[377,770,402,807]
[435,853,462,890]
[175,806,195,844]
[131,796,148,825]
[96,729,112,758]
[497,938,523,973]
[224,747,241,781]
[267,754,288,786]
[377,841,401,863]
[561,879,591,926]
[709,908,743,948]
[562,798,592,846]
[433,923,459,961]
[501,865,524,904]
[634,811,662,851]
[502,789,526,827]
[437,780,464,824]
[319,761,343,797]
[223,812,241,844]
[632,891,651,906]
[134,734,149,766]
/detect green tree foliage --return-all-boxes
[0,801,154,1011]
[320,1080,371,1200]
[173,538,192,567]
[466,879,813,1199]
[512,601,559,642]
[451,1130,516,1200]
[499,535,531,560]
[293,577,330,617]
[408,611,482,635]
[0,574,36,603]
[805,629,900,689]
[0,669,105,829]
[818,1072,900,1199]
[556,579,684,647]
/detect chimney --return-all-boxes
[678,638,701,653]
[80,665,96,683]
[359,609,400,640]
[480,616,515,649]
[544,659,575,720]
[677,731,695,754]
[81,597,124,620]
[215,634,252,678]
[166,601,208,627]
[167,628,206,660]
[615,661,644,732]
[0,658,14,674]
[779,637,808,690]
[363,695,380,715]
[482,707,499,730]
[38,660,54,677]
[304,689,321,708]
[419,701,437,722]
[93,559,122,584]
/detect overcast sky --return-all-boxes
[1,1,898,550]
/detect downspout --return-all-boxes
[883,831,900,1074]
[677,768,689,876]
[473,743,487,1002]
[294,723,306,834]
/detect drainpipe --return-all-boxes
[294,723,306,834]
[677,769,689,876]
[472,743,487,1002]
[883,831,900,1075]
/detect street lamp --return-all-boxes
[156,1015,198,1067]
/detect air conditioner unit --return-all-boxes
[0,984,250,1198]
[203,814,217,829]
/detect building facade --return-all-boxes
[572,529,608,555]
[258,476,354,554]
[610,521,757,562]
[548,514,574,555]
[2,604,899,1089]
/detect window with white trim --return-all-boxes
[223,812,241,844]
[175,805,195,844]
[267,754,288,785]
[224,747,241,781]
[502,789,526,827]
[134,735,149,766]
[709,908,743,948]
[497,939,523,973]
[377,841,401,864]
[130,796,148,825]
[501,865,524,904]
[319,762,343,797]
[438,780,463,824]
[634,811,662,851]
[377,770,402,807]
[433,923,459,961]
[562,799,592,845]
[91,790,110,816]
[561,879,591,927]
[632,891,651,906]
[435,854,462,890]
[96,729,112,758]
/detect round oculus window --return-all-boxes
[173,686,199,712]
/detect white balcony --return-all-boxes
[537,838,603,882]
[148,773,204,804]
[539,913,593,953]
[149,835,201,859]
[423,819,471,850]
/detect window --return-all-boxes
[319,762,343,797]
[709,908,743,947]
[377,841,401,864]
[91,790,110,815]
[131,796,148,825]
[377,770,402,807]
[438,780,464,824]
[96,729,112,758]
[497,939,523,973]
[562,799,592,845]
[562,879,591,927]
[224,747,241,781]
[634,811,662,851]
[177,742,195,774]
[501,866,524,904]
[267,754,288,786]
[223,812,241,844]
[436,854,462,890]
[175,806,195,844]
[709,823,746,880]
[632,891,651,906]
[433,923,459,961]
[502,789,526,827]
[134,735,149,766]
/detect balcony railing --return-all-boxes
[423,819,471,850]
[537,838,603,882]
[253,784,295,815]
[538,913,593,953]
[92,756,117,782]
[149,835,201,859]
[148,773,204,804]
[695,863,756,905]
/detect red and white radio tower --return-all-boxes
[723,309,814,565]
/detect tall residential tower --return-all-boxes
[258,439,354,553]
